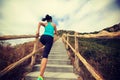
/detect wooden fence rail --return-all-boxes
[62,33,104,80]
[0,35,43,77]
[68,31,120,38]
[0,35,36,40]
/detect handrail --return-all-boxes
[0,35,42,77]
[62,33,104,80]
[0,35,36,40]
[0,34,59,77]
[68,31,120,38]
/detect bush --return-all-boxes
[0,41,34,80]
[69,38,120,80]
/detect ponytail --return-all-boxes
[42,18,46,21]
[42,14,52,22]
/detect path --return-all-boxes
[25,38,77,80]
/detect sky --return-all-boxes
[0,0,120,36]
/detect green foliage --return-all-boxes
[69,38,120,80]
[103,23,120,32]
[58,30,75,37]
[0,41,34,80]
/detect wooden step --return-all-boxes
[49,55,68,59]
[33,64,73,72]
[48,59,71,65]
[25,71,77,80]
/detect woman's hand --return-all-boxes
[54,32,58,35]
[36,32,39,38]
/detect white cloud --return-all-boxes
[0,0,120,35]
[65,0,120,32]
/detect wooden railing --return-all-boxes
[62,32,112,80]
[0,35,44,77]
[0,31,119,78]
[62,31,120,80]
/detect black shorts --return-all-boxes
[39,35,53,58]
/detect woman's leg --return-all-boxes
[39,45,52,77]
[40,58,48,77]
[39,36,53,77]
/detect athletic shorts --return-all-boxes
[39,35,53,58]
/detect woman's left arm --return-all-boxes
[54,24,58,35]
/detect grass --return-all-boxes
[69,38,120,80]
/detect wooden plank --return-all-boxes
[0,35,36,40]
[68,31,120,38]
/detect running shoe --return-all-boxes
[37,76,43,80]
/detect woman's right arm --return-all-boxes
[36,22,46,38]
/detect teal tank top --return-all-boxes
[43,22,54,37]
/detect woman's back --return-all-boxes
[44,22,54,37]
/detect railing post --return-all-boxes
[74,32,80,72]
[30,37,39,66]
[75,32,79,52]
[66,33,69,49]
[64,34,67,49]
[62,33,65,42]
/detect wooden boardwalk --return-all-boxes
[25,38,77,80]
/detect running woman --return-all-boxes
[36,14,57,80]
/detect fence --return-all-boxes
[0,31,119,79]
[0,35,44,77]
[62,31,120,80]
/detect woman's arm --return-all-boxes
[54,24,58,35]
[36,22,46,38]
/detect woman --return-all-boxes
[36,14,57,80]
